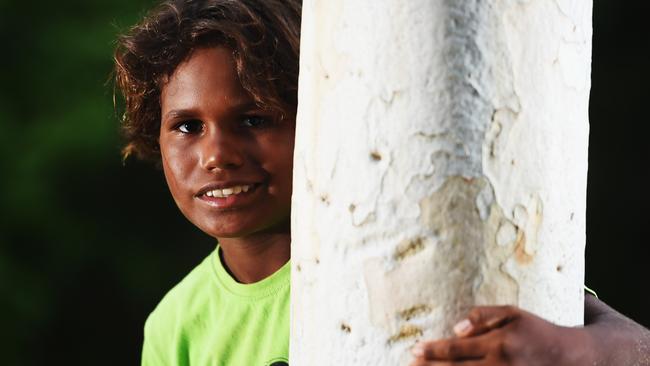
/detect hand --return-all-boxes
[409,305,591,366]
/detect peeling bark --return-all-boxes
[291,0,592,364]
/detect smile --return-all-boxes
[204,184,253,198]
[197,182,262,209]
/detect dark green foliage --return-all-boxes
[0,1,213,364]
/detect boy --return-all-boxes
[113,0,649,365]
[114,0,299,364]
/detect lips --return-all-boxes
[195,181,262,208]
[204,184,253,198]
[196,181,259,197]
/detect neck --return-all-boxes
[218,230,291,284]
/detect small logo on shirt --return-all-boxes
[265,357,288,366]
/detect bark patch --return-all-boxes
[388,324,422,344]
[398,304,432,321]
[393,237,425,261]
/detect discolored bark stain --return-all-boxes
[388,324,422,344]
[393,237,425,261]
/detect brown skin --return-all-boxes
[411,295,650,365]
[159,47,294,284]
[581,295,650,366]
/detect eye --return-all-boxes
[175,120,203,134]
[241,116,270,128]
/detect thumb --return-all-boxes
[454,305,520,338]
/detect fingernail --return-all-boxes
[411,343,424,357]
[453,318,473,336]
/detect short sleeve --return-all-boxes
[141,311,176,366]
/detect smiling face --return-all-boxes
[159,47,295,239]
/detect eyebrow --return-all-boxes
[162,101,263,122]
[163,109,195,121]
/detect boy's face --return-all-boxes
[159,47,295,239]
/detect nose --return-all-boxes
[199,128,245,172]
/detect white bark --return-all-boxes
[291,0,592,364]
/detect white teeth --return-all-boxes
[205,184,253,198]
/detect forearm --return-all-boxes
[583,295,650,366]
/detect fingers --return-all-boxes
[408,305,523,365]
[454,305,520,337]
[412,334,491,360]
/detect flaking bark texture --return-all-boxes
[291,0,592,364]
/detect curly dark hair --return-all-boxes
[113,0,301,160]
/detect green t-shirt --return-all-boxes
[141,247,290,366]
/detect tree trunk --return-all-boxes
[291,0,592,364]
